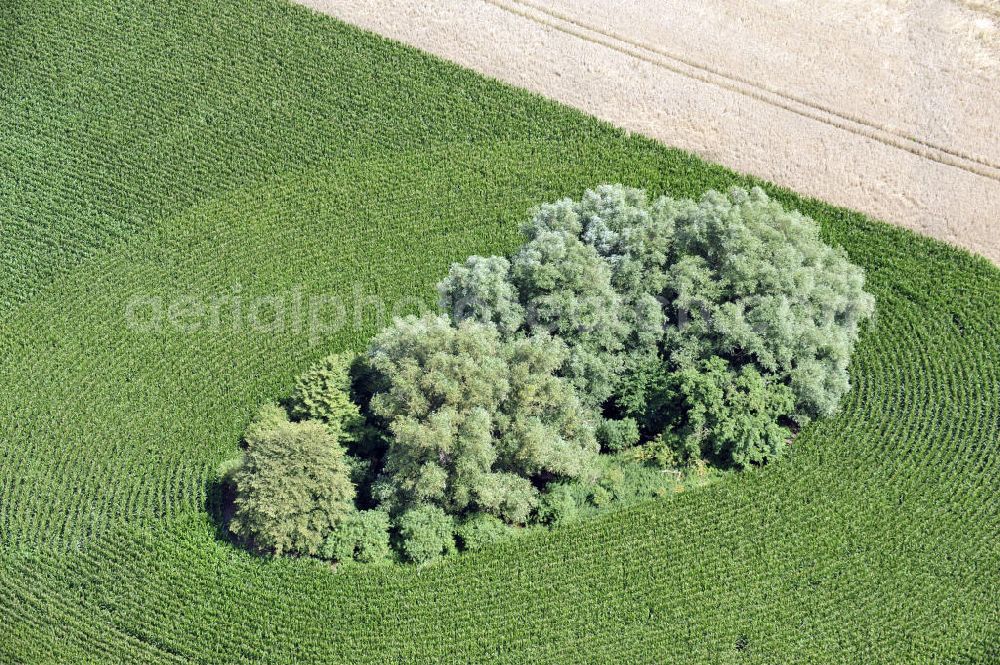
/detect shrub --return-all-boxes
[629,433,679,469]
[589,485,613,508]
[216,455,243,489]
[368,315,597,523]
[596,417,640,453]
[536,483,583,526]
[321,510,391,564]
[229,406,356,556]
[600,455,678,501]
[598,466,626,496]
[456,513,514,551]
[396,505,456,564]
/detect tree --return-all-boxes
[288,352,362,433]
[439,185,874,468]
[665,356,796,468]
[367,315,597,523]
[229,405,356,556]
[661,187,875,423]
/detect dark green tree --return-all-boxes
[289,352,362,432]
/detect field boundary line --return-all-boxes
[485,0,1000,184]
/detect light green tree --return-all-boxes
[367,315,597,524]
[396,505,456,565]
[229,405,356,556]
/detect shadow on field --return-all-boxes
[204,474,238,546]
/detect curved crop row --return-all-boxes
[1,0,997,662]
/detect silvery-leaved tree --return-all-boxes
[661,187,875,425]
[438,185,874,467]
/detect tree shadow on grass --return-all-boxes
[204,471,239,547]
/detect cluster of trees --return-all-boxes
[223,186,874,564]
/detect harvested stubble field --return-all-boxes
[0,1,997,663]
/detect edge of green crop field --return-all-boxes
[1,1,997,662]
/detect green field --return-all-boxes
[1,0,997,662]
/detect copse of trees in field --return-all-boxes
[221,185,874,564]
